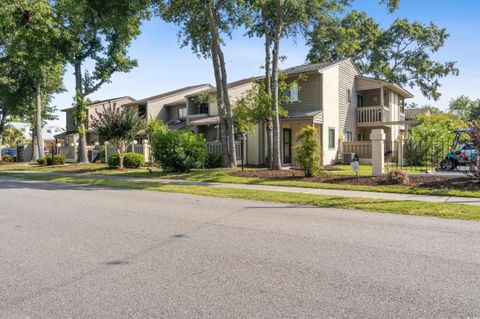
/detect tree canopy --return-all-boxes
[307,11,459,100]
[448,95,480,122]
[90,103,145,168]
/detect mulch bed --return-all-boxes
[230,168,480,191]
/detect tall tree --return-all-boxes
[306,12,459,100]
[158,0,243,168]
[54,0,150,163]
[449,95,480,122]
[248,0,399,169]
[0,0,65,160]
[248,0,344,169]
[90,103,145,169]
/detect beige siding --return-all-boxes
[321,65,340,164]
[148,86,210,122]
[167,103,186,121]
[283,72,322,113]
[87,97,135,130]
[339,60,360,141]
[65,109,76,131]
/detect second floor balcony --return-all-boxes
[356,106,390,126]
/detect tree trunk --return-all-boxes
[206,21,228,166]
[205,0,236,168]
[74,61,89,163]
[217,45,237,168]
[265,119,273,168]
[271,2,283,170]
[0,110,6,157]
[117,145,124,169]
[34,82,45,159]
[31,125,37,162]
[262,5,273,168]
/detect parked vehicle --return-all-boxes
[440,129,477,170]
[1,148,17,157]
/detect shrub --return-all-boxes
[123,152,144,168]
[152,130,208,172]
[37,157,47,166]
[387,169,409,185]
[205,153,222,168]
[46,155,65,166]
[108,155,120,168]
[295,125,321,177]
[2,155,14,163]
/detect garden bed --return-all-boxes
[230,169,480,191]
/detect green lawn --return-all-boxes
[1,163,479,198]
[2,172,480,221]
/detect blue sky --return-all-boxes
[51,0,480,126]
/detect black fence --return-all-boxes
[384,137,476,174]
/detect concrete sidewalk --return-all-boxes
[2,170,480,206]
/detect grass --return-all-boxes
[2,172,480,221]
[1,163,479,198]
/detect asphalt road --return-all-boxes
[1,177,479,318]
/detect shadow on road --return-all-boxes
[0,177,113,192]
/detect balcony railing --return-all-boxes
[207,141,243,164]
[186,113,208,125]
[357,106,390,126]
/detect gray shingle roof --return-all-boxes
[130,84,213,105]
[405,108,431,120]
[281,58,350,75]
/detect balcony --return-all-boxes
[186,113,208,125]
[356,106,390,127]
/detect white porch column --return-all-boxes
[380,84,384,107]
[370,129,385,176]
[397,134,404,166]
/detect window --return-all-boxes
[138,105,146,117]
[372,95,378,102]
[347,89,351,103]
[344,131,353,142]
[286,83,299,102]
[178,108,186,118]
[199,103,209,114]
[357,95,364,107]
[357,133,364,141]
[328,128,335,149]
[73,118,77,126]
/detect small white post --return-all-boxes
[397,134,404,167]
[104,141,108,162]
[370,129,385,176]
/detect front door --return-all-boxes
[283,128,292,164]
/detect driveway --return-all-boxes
[1,177,479,318]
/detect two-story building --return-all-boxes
[184,58,413,166]
[57,96,137,146]
[58,58,412,166]
[122,84,213,130]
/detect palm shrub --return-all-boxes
[90,103,145,169]
[295,125,321,177]
[387,169,409,185]
[152,130,207,172]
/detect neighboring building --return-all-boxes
[8,122,65,142]
[405,107,432,120]
[57,96,137,145]
[122,84,213,131]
